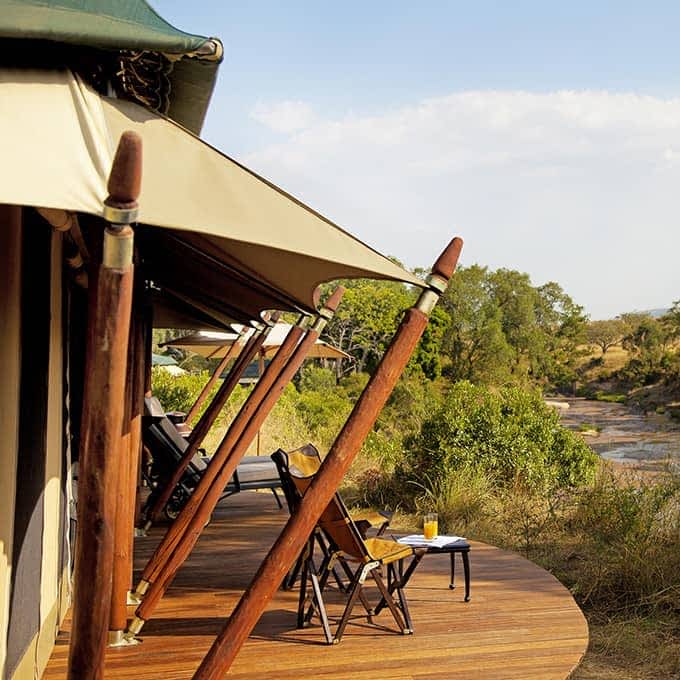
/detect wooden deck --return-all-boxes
[44,492,588,679]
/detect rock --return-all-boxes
[545,400,570,411]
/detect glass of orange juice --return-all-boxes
[423,513,438,540]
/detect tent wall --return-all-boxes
[0,207,71,679]
[0,205,23,680]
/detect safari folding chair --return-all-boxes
[271,444,391,591]
[274,445,421,644]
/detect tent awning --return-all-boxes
[0,68,424,323]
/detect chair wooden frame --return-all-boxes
[272,445,421,644]
[272,445,391,589]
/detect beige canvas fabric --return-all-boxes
[0,68,424,319]
[164,324,351,360]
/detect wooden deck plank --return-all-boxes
[44,492,588,679]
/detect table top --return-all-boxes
[396,534,471,552]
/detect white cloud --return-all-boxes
[244,91,680,318]
[251,100,317,134]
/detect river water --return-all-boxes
[557,397,680,468]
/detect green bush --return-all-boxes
[151,367,213,414]
[294,389,351,444]
[399,381,597,494]
[410,467,496,535]
[297,365,337,393]
[150,367,250,452]
[338,372,370,399]
[378,370,443,442]
[593,391,627,404]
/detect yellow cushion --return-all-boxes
[352,510,389,527]
[364,537,413,564]
[288,450,321,478]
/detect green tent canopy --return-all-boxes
[0,0,223,133]
[151,353,178,367]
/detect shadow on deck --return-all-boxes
[44,492,588,679]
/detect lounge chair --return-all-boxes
[273,444,422,644]
[142,396,282,520]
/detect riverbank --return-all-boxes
[546,397,680,678]
[557,397,680,470]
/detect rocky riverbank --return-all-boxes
[557,397,680,469]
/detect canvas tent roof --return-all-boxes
[0,0,222,133]
[150,290,234,331]
[163,325,351,360]
[0,68,424,324]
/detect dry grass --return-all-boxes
[355,461,680,679]
[575,615,680,679]
[577,344,630,382]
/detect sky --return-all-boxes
[152,1,680,319]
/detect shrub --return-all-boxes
[593,391,627,404]
[410,467,496,534]
[399,381,597,495]
[151,367,251,452]
[294,388,351,446]
[151,367,213,414]
[297,365,337,393]
[338,371,370,399]
[378,370,443,442]
[566,467,680,612]
[345,465,402,510]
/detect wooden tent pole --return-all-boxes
[186,321,274,449]
[192,239,463,680]
[108,266,148,644]
[128,290,147,547]
[143,303,153,397]
[107,313,136,644]
[256,349,265,455]
[135,300,153,530]
[67,131,142,680]
[128,288,345,635]
[144,319,276,527]
[183,340,241,425]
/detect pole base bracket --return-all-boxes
[127,590,142,605]
[108,629,141,647]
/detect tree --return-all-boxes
[410,304,449,379]
[619,312,652,337]
[622,317,670,354]
[322,278,414,373]
[532,281,587,388]
[439,265,514,384]
[586,319,626,354]
[662,300,680,343]
[488,268,541,371]
[439,266,586,389]
[620,316,673,387]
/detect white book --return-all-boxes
[397,534,466,548]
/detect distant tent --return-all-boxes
[162,324,351,360]
[151,353,178,367]
[151,353,186,376]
